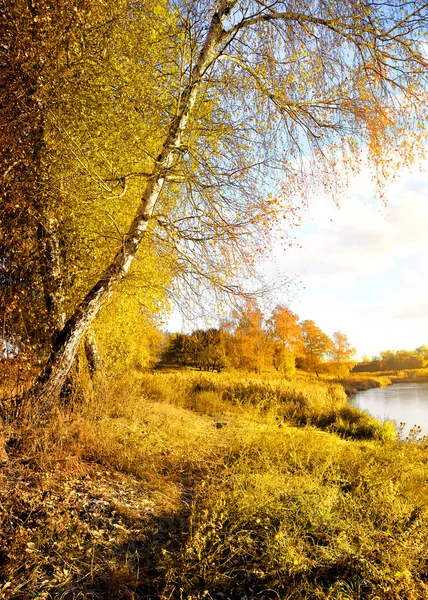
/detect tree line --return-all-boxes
[161,302,356,377]
[355,347,428,373]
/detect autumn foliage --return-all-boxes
[161,302,358,376]
[355,346,428,372]
[2,2,428,598]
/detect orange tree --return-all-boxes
[268,305,303,374]
[299,320,333,374]
[331,331,357,377]
[231,301,273,373]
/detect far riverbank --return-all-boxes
[333,368,428,397]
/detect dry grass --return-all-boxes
[318,373,392,397]
[0,370,427,598]
[351,367,428,383]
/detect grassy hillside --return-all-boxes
[1,371,428,599]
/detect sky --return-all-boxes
[168,155,428,360]
[266,157,428,359]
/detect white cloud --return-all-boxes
[273,159,428,287]
[348,297,428,321]
[270,154,428,356]
[401,268,425,287]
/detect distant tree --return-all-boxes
[218,320,239,370]
[268,306,303,354]
[197,345,227,373]
[354,346,428,372]
[268,305,302,377]
[232,302,272,373]
[192,329,227,372]
[415,346,428,368]
[161,333,191,367]
[379,350,422,370]
[272,346,296,379]
[161,328,226,372]
[379,351,395,369]
[331,331,357,378]
[299,320,333,374]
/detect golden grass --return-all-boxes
[319,373,392,397]
[0,370,427,598]
[363,368,428,383]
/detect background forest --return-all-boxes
[160,303,356,378]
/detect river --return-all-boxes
[351,382,428,439]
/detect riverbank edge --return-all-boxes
[339,373,428,397]
[331,376,391,397]
[389,375,428,384]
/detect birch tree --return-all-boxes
[4,0,427,406]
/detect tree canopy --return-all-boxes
[160,303,360,378]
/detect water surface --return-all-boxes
[351,383,428,438]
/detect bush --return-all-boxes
[327,405,396,441]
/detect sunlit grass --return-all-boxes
[1,369,427,598]
[361,368,428,382]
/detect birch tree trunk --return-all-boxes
[84,331,100,378]
[29,0,235,409]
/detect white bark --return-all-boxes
[84,330,100,378]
